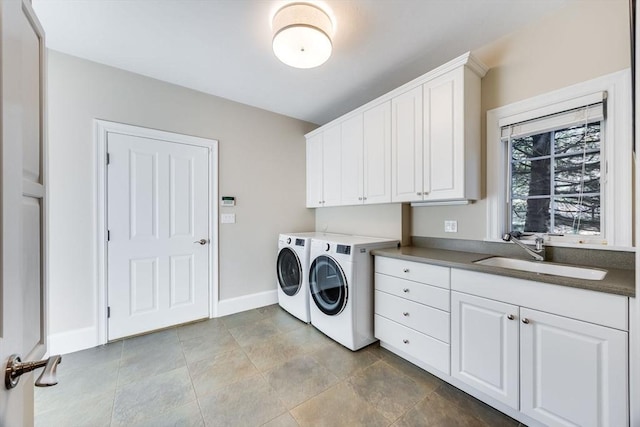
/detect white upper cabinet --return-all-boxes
[340,114,364,205]
[305,51,487,207]
[423,66,480,201]
[306,133,323,208]
[393,61,484,203]
[392,87,423,202]
[305,127,341,208]
[363,102,392,204]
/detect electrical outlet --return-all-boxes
[444,220,458,233]
[221,213,236,224]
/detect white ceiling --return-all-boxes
[32,0,575,125]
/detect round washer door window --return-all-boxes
[277,248,302,296]
[309,255,348,316]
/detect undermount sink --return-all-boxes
[473,257,608,281]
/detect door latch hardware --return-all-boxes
[5,354,62,389]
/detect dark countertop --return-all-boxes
[372,246,635,298]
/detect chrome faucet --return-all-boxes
[502,231,545,261]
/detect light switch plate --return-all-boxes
[444,220,457,233]
[221,213,236,224]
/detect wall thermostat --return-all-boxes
[221,196,235,207]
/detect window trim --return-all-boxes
[486,69,632,248]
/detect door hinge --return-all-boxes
[107,306,111,318]
[107,230,111,241]
[106,153,110,165]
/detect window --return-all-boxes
[486,70,632,247]
[504,103,603,237]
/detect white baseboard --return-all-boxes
[48,326,99,355]
[216,290,278,317]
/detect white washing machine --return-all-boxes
[276,232,346,323]
[308,235,399,350]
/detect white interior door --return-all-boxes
[107,131,210,340]
[1,1,48,425]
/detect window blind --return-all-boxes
[499,91,606,140]
[500,102,604,141]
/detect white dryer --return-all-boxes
[276,232,346,323]
[308,235,399,350]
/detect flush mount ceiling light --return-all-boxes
[272,3,333,69]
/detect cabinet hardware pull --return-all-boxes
[507,314,515,320]
[403,339,409,344]
[402,312,409,316]
[403,268,409,273]
[363,197,367,200]
[358,197,362,200]
[522,318,530,324]
[416,192,422,196]
[402,288,409,293]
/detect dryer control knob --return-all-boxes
[287,237,291,244]
[325,243,330,251]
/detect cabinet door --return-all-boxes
[340,114,364,205]
[451,292,519,409]
[423,69,463,201]
[322,124,342,206]
[306,133,323,208]
[392,86,423,202]
[520,308,628,427]
[363,102,391,204]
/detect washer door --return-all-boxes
[277,247,302,296]
[309,255,348,316]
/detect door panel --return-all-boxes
[22,197,43,354]
[170,156,194,237]
[130,150,158,239]
[1,1,47,425]
[107,132,210,340]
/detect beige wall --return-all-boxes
[47,51,315,342]
[315,204,408,243]
[412,0,631,239]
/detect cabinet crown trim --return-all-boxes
[305,51,488,137]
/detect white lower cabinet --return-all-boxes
[520,307,628,427]
[451,283,628,427]
[374,257,451,374]
[375,259,630,427]
[451,292,519,409]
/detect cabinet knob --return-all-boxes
[358,197,362,201]
[522,318,530,324]
[416,192,422,196]
[507,314,515,320]
[402,339,409,344]
[402,312,409,317]
[403,268,409,273]
[402,288,409,293]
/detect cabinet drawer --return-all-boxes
[375,314,450,374]
[375,257,450,289]
[375,291,450,343]
[375,273,450,311]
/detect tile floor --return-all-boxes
[35,305,525,426]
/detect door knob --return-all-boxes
[5,354,62,389]
[194,239,208,245]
